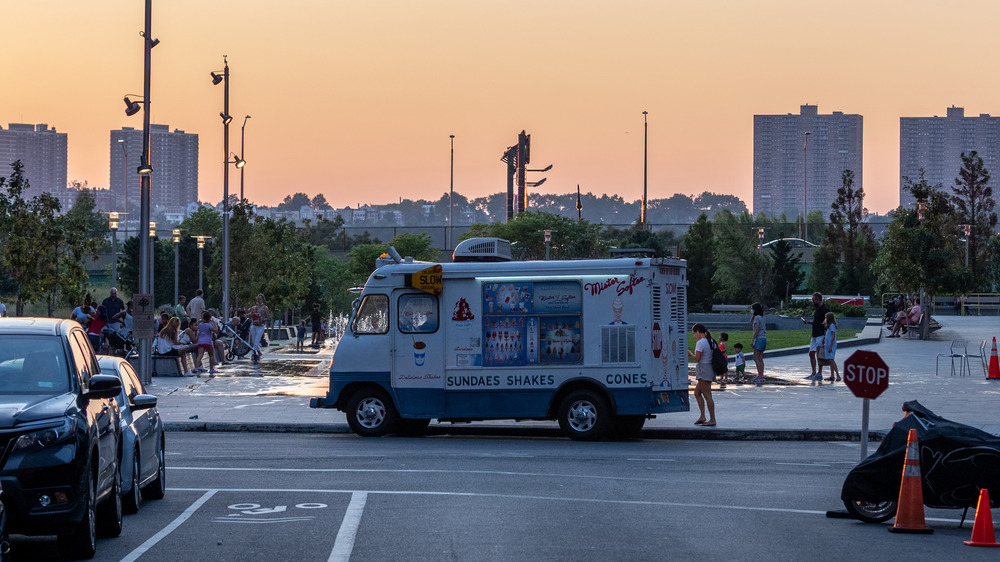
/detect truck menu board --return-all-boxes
[482,281,582,366]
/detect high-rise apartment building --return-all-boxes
[899,106,1000,209]
[109,125,198,218]
[0,123,68,199]
[753,105,863,220]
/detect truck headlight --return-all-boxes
[13,418,74,451]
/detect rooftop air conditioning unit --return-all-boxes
[452,237,513,262]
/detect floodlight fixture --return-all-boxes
[220,112,233,125]
[211,71,223,85]
[123,96,142,116]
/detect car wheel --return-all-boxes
[557,389,612,441]
[58,469,96,559]
[97,461,123,538]
[610,415,646,439]
[843,498,897,523]
[345,387,399,437]
[123,448,141,514]
[141,436,166,500]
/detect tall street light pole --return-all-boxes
[642,111,648,229]
[135,0,156,384]
[212,57,233,320]
[240,115,251,203]
[803,131,810,241]
[448,134,454,250]
[192,236,211,292]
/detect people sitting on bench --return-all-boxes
[888,298,921,337]
[155,317,195,376]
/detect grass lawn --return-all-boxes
[686,328,860,362]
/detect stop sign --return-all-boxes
[843,350,889,399]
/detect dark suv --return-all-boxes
[0,318,123,559]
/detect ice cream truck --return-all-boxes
[310,238,689,440]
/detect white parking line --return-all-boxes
[164,487,969,525]
[119,490,217,562]
[329,492,367,562]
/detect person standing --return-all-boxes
[822,312,840,382]
[71,295,93,328]
[688,323,717,427]
[0,299,6,317]
[801,292,830,381]
[296,320,307,352]
[750,302,767,385]
[249,293,270,363]
[187,289,206,323]
[310,303,322,348]
[102,288,125,331]
[195,311,219,375]
[175,295,190,329]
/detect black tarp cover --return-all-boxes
[841,400,1000,509]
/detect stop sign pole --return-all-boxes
[843,350,890,460]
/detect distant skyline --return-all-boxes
[6,1,1000,215]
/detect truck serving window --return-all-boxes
[398,293,438,334]
[352,294,389,334]
[482,281,582,366]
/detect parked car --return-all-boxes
[96,356,165,513]
[0,318,123,560]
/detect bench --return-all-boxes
[151,354,183,377]
[905,314,942,340]
[711,305,750,313]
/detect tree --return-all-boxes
[679,213,716,312]
[825,170,877,296]
[873,170,963,295]
[311,193,332,210]
[952,151,998,287]
[278,192,312,211]
[463,212,604,260]
[770,234,805,304]
[711,210,773,306]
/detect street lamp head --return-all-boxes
[172,228,181,244]
[108,212,119,231]
[231,153,246,168]
[211,71,224,85]
[123,96,142,116]
[149,222,157,238]
[137,156,153,175]
[220,112,233,125]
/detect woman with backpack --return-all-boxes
[688,323,717,427]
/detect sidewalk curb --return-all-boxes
[163,421,887,441]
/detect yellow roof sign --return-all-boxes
[408,264,443,295]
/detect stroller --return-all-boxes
[222,321,254,362]
[103,327,137,358]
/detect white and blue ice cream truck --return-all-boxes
[310,238,690,440]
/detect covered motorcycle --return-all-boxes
[841,400,1000,523]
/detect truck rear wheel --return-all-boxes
[557,389,612,441]
[346,387,399,437]
[611,415,646,439]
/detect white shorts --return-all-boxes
[810,336,825,352]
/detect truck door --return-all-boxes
[392,290,445,416]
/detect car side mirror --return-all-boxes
[131,394,158,410]
[86,374,122,400]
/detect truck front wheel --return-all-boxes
[557,389,612,441]
[346,388,399,437]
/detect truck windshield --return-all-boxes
[0,336,70,394]
[352,294,389,334]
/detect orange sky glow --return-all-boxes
[5,1,999,216]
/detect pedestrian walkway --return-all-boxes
[147,317,1000,439]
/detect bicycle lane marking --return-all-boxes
[329,492,367,562]
[119,490,217,562]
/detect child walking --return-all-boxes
[718,332,729,389]
[822,311,840,382]
[732,343,746,383]
[296,319,307,352]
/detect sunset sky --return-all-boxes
[5,1,999,215]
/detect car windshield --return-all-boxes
[0,336,70,394]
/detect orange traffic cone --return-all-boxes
[964,489,1000,547]
[988,337,1000,380]
[888,428,934,534]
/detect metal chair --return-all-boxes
[936,340,970,376]
[965,340,987,377]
